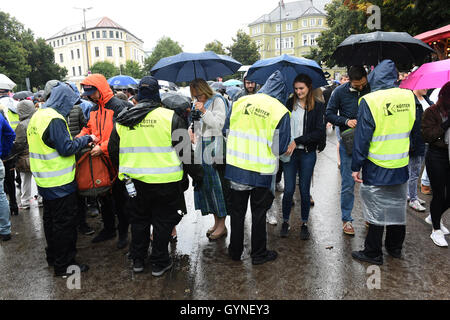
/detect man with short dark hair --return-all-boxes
[326,66,371,236]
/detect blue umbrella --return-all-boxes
[223,79,243,87]
[150,51,242,83]
[107,75,139,88]
[246,54,327,93]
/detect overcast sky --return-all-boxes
[4,0,283,52]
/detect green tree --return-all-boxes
[227,30,260,65]
[143,37,183,74]
[90,61,120,79]
[0,12,31,86]
[204,40,227,55]
[28,38,67,89]
[305,0,368,68]
[120,60,144,79]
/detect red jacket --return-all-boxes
[77,74,129,158]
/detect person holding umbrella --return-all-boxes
[190,79,230,240]
[421,81,450,247]
[326,66,370,236]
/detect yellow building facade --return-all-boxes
[46,17,146,85]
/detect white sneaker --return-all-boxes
[430,230,448,247]
[266,214,277,225]
[409,199,426,212]
[417,198,426,205]
[276,182,284,192]
[425,215,449,235]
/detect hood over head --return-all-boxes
[368,59,398,92]
[81,74,114,107]
[258,70,288,105]
[43,80,60,101]
[43,82,79,117]
[17,100,36,121]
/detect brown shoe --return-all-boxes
[208,228,228,240]
[343,222,355,236]
[421,184,432,195]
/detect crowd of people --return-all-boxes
[0,57,448,277]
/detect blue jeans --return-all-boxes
[0,161,11,235]
[282,149,316,223]
[339,143,354,222]
[408,155,424,201]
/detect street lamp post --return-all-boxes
[74,6,92,75]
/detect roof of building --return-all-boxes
[47,16,143,42]
[249,0,331,26]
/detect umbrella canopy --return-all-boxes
[400,59,450,90]
[331,31,434,67]
[150,51,242,83]
[246,54,327,93]
[107,75,139,89]
[161,92,191,111]
[225,86,242,101]
[223,79,243,87]
[0,74,16,90]
[158,80,178,92]
[415,24,450,44]
[13,91,33,100]
[210,82,226,92]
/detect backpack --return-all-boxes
[76,148,117,197]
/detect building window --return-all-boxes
[96,31,100,38]
[79,66,82,76]
[286,37,294,48]
[107,46,113,57]
[73,67,76,76]
[78,34,81,40]
[59,53,64,62]
[255,40,262,51]
[119,47,123,57]
[252,27,257,35]
[310,34,316,46]
[77,49,80,59]
[71,50,74,60]
[61,39,64,45]
[53,41,56,47]
[303,20,308,27]
[57,40,60,46]
[310,19,315,26]
[120,32,123,39]
[116,31,119,38]
[276,24,281,32]
[317,19,322,26]
[92,31,95,39]
[286,23,292,31]
[110,30,114,38]
[82,34,85,40]
[102,30,107,38]
[303,35,308,46]
[95,47,100,57]
[70,37,72,42]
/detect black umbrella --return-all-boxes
[331,31,434,67]
[161,92,191,111]
[13,91,33,100]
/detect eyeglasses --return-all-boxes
[193,93,205,100]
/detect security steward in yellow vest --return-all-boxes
[224,71,291,265]
[108,76,203,276]
[351,60,416,265]
[27,82,95,276]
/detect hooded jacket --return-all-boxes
[351,60,410,186]
[108,99,204,190]
[78,74,129,158]
[37,83,92,200]
[0,112,15,159]
[11,100,35,172]
[224,70,291,189]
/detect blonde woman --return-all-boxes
[190,79,230,240]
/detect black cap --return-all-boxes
[137,76,161,103]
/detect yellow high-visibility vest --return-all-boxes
[361,88,415,169]
[7,109,20,130]
[116,107,183,184]
[227,93,289,174]
[27,108,76,188]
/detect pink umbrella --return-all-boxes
[400,59,450,90]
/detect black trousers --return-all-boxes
[43,192,78,274]
[3,161,18,213]
[129,180,182,267]
[229,187,274,261]
[363,224,406,257]
[276,161,283,184]
[426,148,450,230]
[98,179,129,237]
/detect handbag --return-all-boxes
[340,128,355,156]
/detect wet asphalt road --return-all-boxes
[1,129,449,300]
